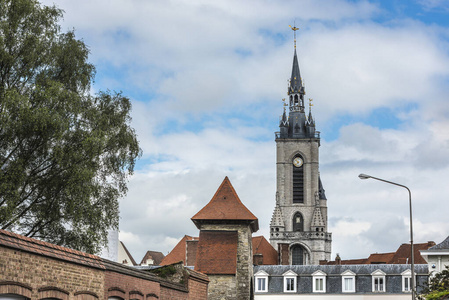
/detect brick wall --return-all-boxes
[159,284,189,299]
[187,271,208,300]
[0,246,104,300]
[104,270,161,299]
[279,243,290,265]
[0,229,208,300]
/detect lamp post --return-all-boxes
[358,173,415,300]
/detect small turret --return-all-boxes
[306,98,316,137]
[279,105,289,138]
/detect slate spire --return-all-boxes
[289,49,304,96]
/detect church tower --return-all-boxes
[270,26,331,265]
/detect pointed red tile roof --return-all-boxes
[252,236,278,265]
[191,177,258,232]
[160,235,198,266]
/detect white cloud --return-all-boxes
[37,0,449,262]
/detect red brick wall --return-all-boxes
[104,270,161,300]
[1,243,207,300]
[186,240,198,266]
[0,246,104,300]
[159,285,188,299]
[187,277,208,300]
[279,243,290,265]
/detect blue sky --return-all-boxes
[41,0,449,262]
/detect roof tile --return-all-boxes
[191,177,258,231]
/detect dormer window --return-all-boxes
[341,270,356,293]
[312,270,326,293]
[283,270,298,293]
[254,270,269,293]
[401,269,413,292]
[371,269,386,292]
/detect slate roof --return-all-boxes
[255,264,429,276]
[191,177,259,232]
[195,230,238,275]
[0,229,104,269]
[252,236,278,265]
[140,250,165,266]
[427,235,449,251]
[160,235,198,266]
[324,258,367,265]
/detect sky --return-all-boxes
[40,0,449,263]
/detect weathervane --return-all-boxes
[289,24,299,49]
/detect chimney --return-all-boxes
[335,253,341,265]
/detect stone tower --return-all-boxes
[192,177,258,300]
[269,28,331,265]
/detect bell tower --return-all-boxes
[270,26,332,265]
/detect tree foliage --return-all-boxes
[0,0,141,253]
[419,266,449,300]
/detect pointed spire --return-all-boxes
[280,105,288,127]
[311,191,325,228]
[288,25,304,96]
[289,50,303,95]
[270,200,285,228]
[307,98,315,126]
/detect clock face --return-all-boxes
[293,157,303,167]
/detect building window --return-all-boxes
[254,270,269,293]
[283,270,298,293]
[401,270,412,292]
[312,270,326,293]
[341,270,356,293]
[292,155,304,203]
[291,245,304,265]
[371,270,386,292]
[293,212,303,231]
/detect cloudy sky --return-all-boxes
[41,0,449,263]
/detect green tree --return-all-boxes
[419,266,449,300]
[0,0,141,254]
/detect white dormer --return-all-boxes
[254,270,269,293]
[341,270,356,293]
[312,270,326,293]
[401,269,413,293]
[371,269,386,292]
[283,270,298,293]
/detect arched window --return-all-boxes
[292,155,304,203]
[293,212,303,231]
[291,245,304,265]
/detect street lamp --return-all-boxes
[358,173,415,299]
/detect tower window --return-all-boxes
[291,245,304,265]
[292,156,304,203]
[293,212,303,231]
